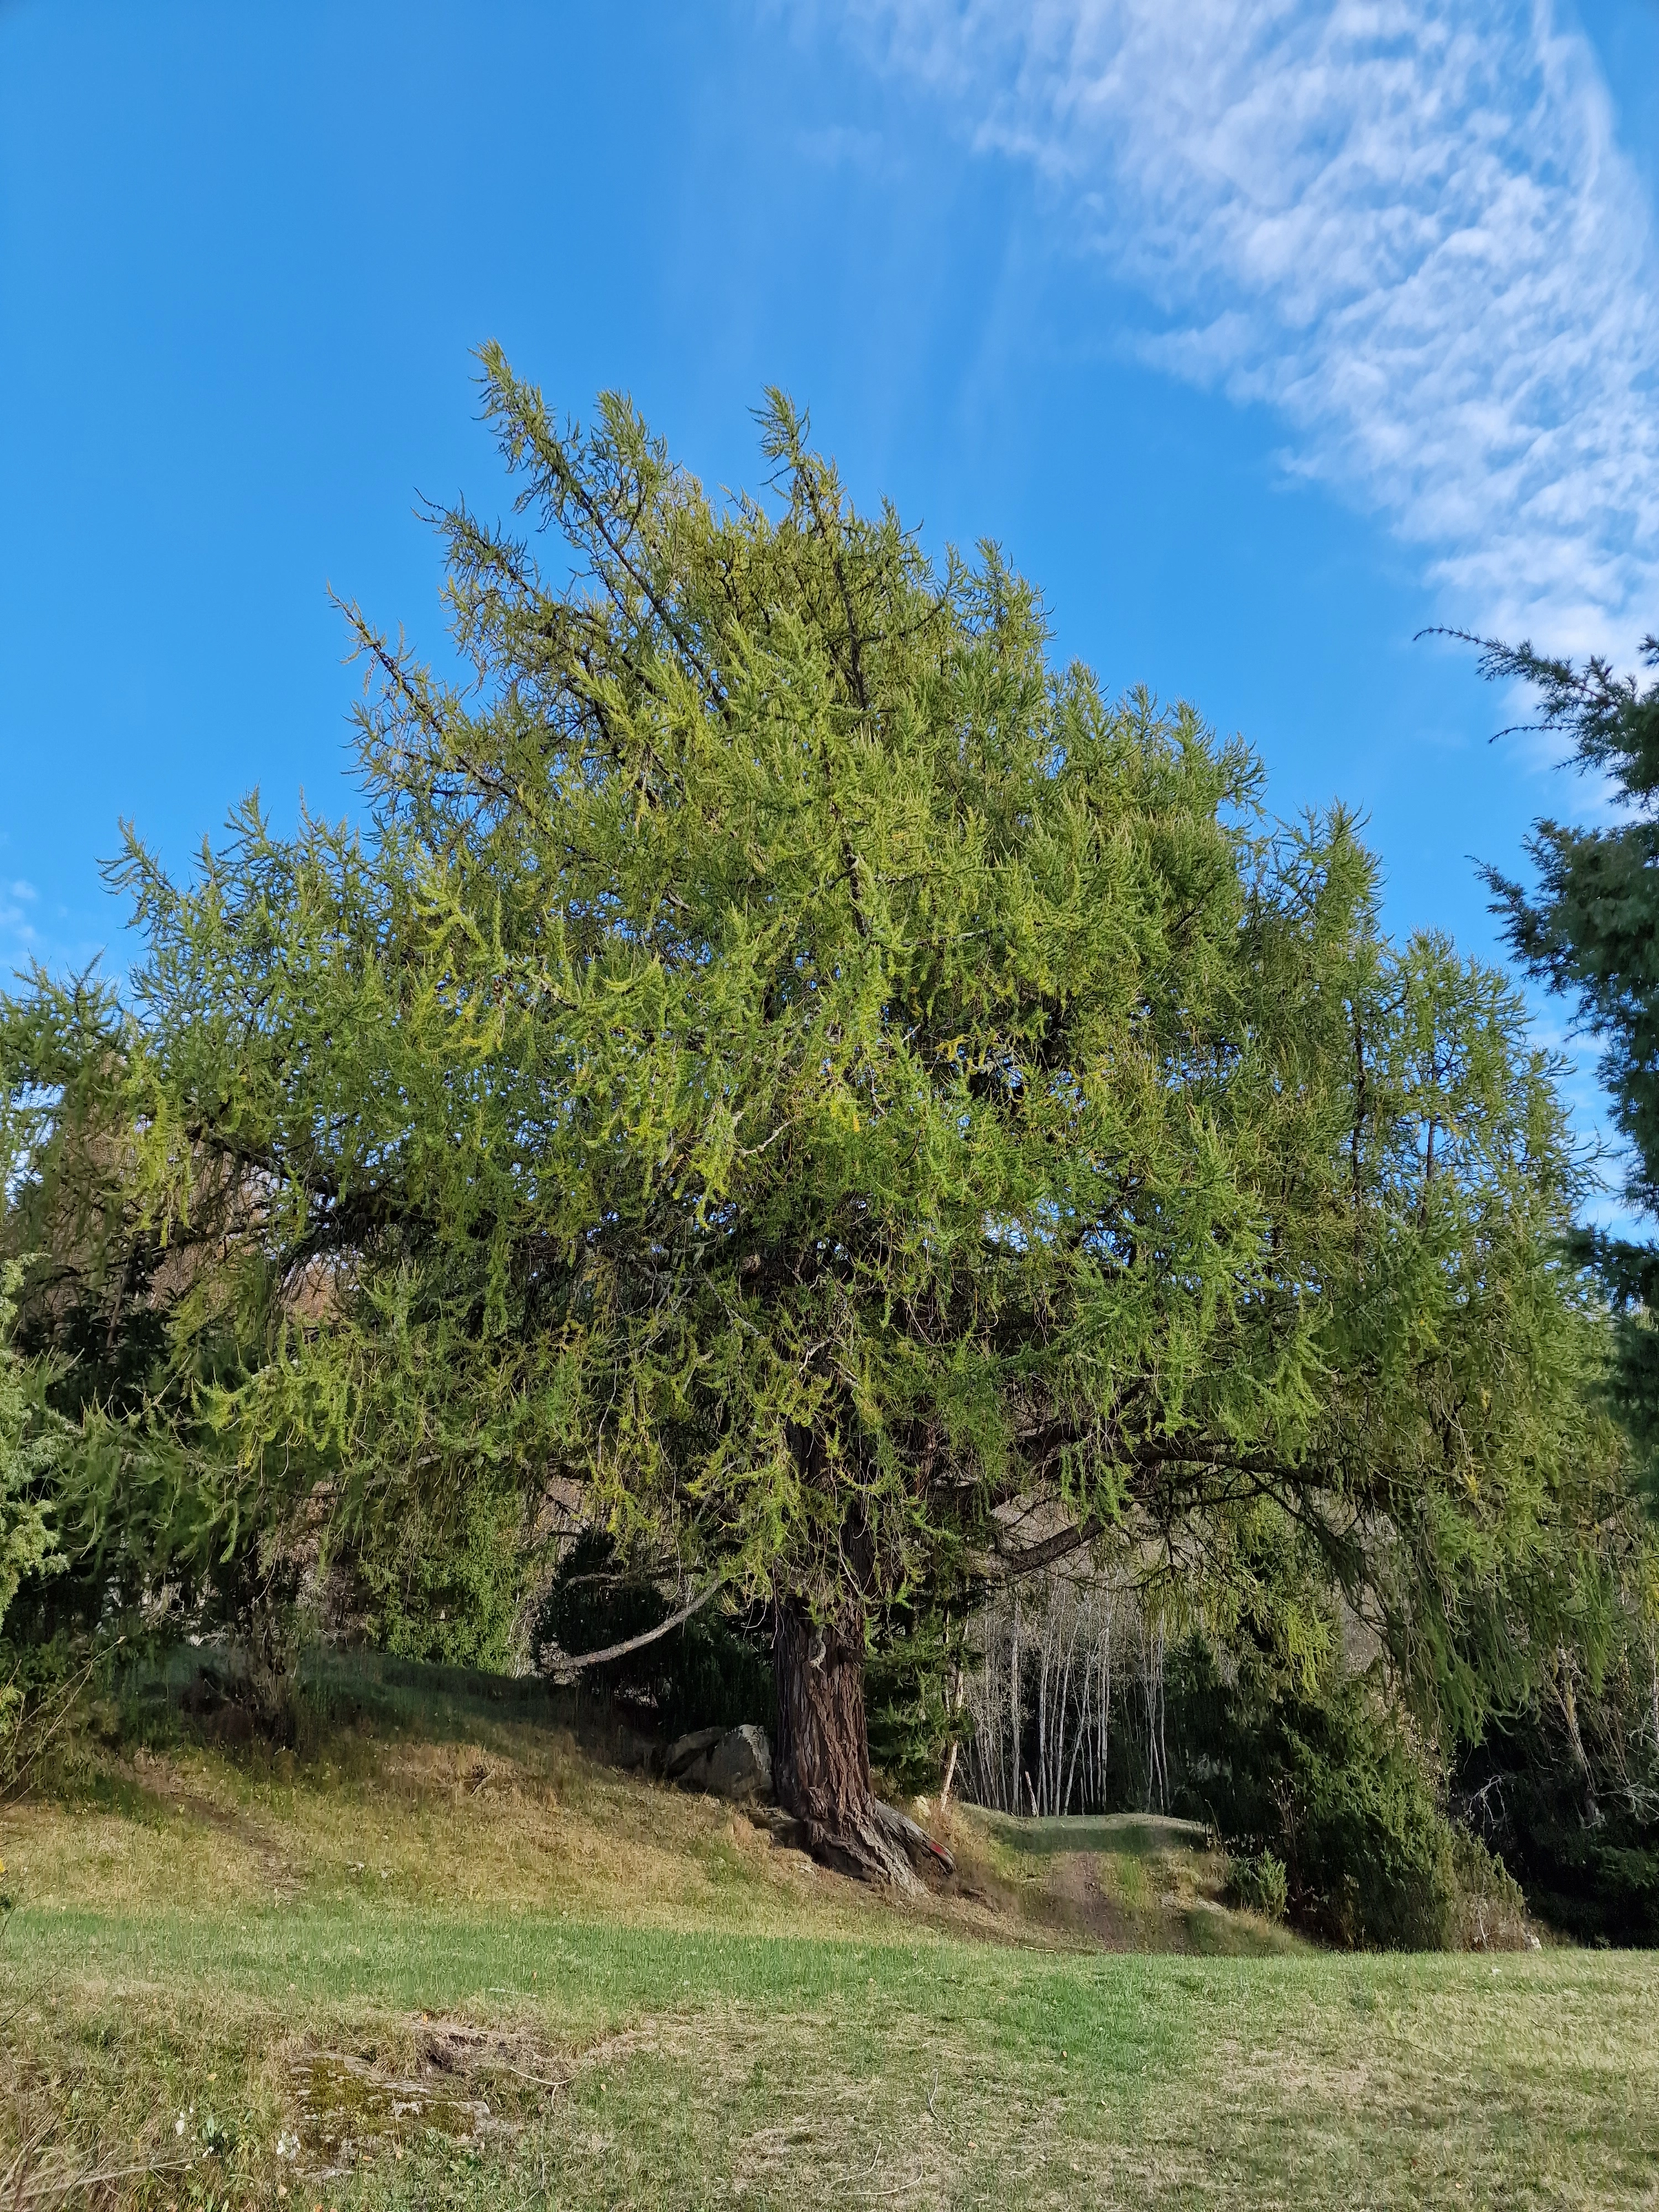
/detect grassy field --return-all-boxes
[4,1655,1657,2210]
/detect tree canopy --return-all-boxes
[1470,629,1659,1465]
[1,359,1638,1872]
[0,1265,64,1652]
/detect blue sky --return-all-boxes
[3,0,1657,1185]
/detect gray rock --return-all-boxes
[665,1721,773,1804]
[703,1723,772,1804]
[663,1725,726,1781]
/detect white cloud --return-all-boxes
[0,908,38,965]
[827,0,1659,654]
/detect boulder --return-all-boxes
[664,1721,773,1804]
[662,1725,726,1782]
[703,1723,772,1803]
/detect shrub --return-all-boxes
[0,1627,113,1793]
[1173,1645,1463,1949]
[1286,1695,1460,1949]
[1449,1828,1534,1951]
[864,1584,979,1797]
[1227,1847,1289,1922]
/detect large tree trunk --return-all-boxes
[773,1597,918,1889]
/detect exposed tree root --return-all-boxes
[796,1799,954,1894]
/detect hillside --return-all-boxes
[3,1656,1655,2209]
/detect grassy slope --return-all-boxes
[3,1656,1657,2210]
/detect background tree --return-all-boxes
[1,362,1634,1881]
[1466,629,1659,1467]
[1395,623,1659,1942]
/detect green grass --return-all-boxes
[4,1658,1658,2209]
[971,1811,1209,1858]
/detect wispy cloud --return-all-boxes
[0,894,40,979]
[0,881,97,990]
[828,0,1659,654]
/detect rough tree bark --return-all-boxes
[771,1595,955,1890]
[774,1595,907,1885]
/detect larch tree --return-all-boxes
[1,359,1629,1880]
[0,1265,64,1655]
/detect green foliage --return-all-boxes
[533,1531,772,1739]
[0,1628,89,1790]
[352,1477,536,1673]
[864,1584,978,1795]
[1446,1827,1532,1952]
[0,363,1637,1765]
[1175,1646,1464,1948]
[1469,629,1659,1467]
[0,1262,65,1660]
[1227,1847,1289,1923]
[1286,1702,1459,1950]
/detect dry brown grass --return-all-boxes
[6,1709,1272,1957]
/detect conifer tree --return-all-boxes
[0,1266,64,1653]
[2,362,1630,1877]
[1471,629,1659,1467]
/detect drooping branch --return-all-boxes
[540,1578,722,1677]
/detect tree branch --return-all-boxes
[541,1580,722,1677]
